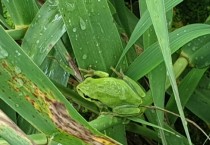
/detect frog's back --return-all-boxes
[90,77,142,107]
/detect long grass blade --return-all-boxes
[146,0,192,144]
[0,26,120,145]
[2,0,38,27]
[126,24,210,80]
[21,0,66,66]
[166,68,207,123]
[0,110,34,145]
[58,0,126,73]
[115,0,182,68]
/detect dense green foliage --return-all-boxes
[0,0,210,145]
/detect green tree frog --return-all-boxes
[76,70,146,116]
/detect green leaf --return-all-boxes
[6,27,27,40]
[126,24,210,80]
[2,0,38,26]
[186,70,210,124]
[181,35,210,68]
[0,26,120,145]
[116,0,182,68]
[21,0,66,66]
[146,0,191,144]
[0,110,34,145]
[58,0,126,73]
[166,68,207,124]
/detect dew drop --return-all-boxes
[205,62,209,67]
[82,54,87,60]
[176,134,181,138]
[14,66,21,74]
[36,40,40,44]
[191,47,196,51]
[15,50,21,56]
[0,46,8,59]
[15,104,19,107]
[91,9,94,13]
[62,24,66,32]
[99,50,102,54]
[49,0,53,4]
[68,19,72,25]
[72,28,77,32]
[79,17,86,30]
[66,2,75,11]
[52,14,62,22]
[75,34,78,40]
[16,78,24,88]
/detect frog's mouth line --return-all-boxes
[82,94,112,111]
[82,94,99,101]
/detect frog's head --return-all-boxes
[76,83,88,98]
[76,78,94,101]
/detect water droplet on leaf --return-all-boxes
[0,46,8,59]
[82,54,87,60]
[15,66,21,74]
[15,50,21,56]
[191,47,196,51]
[72,28,77,32]
[79,17,86,30]
[15,78,24,88]
[52,14,62,22]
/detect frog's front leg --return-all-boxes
[79,68,109,78]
